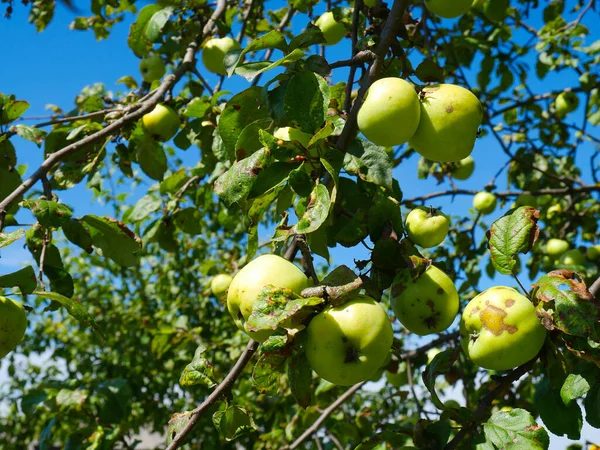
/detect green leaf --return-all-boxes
[173,208,203,235]
[0,139,16,169]
[252,335,290,395]
[481,408,549,449]
[487,206,540,275]
[225,29,289,76]
[345,139,393,190]
[422,348,461,411]
[288,344,312,408]
[214,149,272,206]
[0,265,37,295]
[292,183,330,235]
[179,345,217,389]
[213,404,256,442]
[128,194,161,222]
[56,388,88,412]
[367,196,403,242]
[584,384,600,428]
[284,70,330,133]
[12,124,46,146]
[0,166,23,214]
[184,97,212,118]
[535,379,582,440]
[81,215,142,267]
[33,290,105,340]
[560,374,590,406]
[167,411,193,445]
[234,49,305,82]
[38,417,56,450]
[136,141,167,181]
[0,228,24,248]
[160,169,189,195]
[20,199,73,229]
[145,7,173,42]
[0,98,30,125]
[128,4,162,57]
[62,219,94,253]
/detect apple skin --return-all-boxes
[546,238,569,256]
[405,206,450,248]
[409,84,483,162]
[460,286,546,371]
[305,295,393,386]
[357,77,421,147]
[315,12,347,46]
[142,104,181,142]
[202,37,241,75]
[227,254,311,342]
[473,192,497,215]
[211,274,233,296]
[452,156,475,180]
[483,0,510,22]
[425,0,472,18]
[559,249,586,266]
[391,266,459,336]
[0,296,27,359]
[587,245,600,261]
[555,91,579,117]
[273,127,312,148]
[139,54,166,83]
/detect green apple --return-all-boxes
[460,286,546,371]
[587,245,600,261]
[211,274,233,296]
[425,0,473,18]
[546,204,562,219]
[357,77,421,147]
[315,11,347,46]
[305,295,393,385]
[546,238,569,256]
[559,249,586,266]
[391,266,459,336]
[139,54,166,83]
[409,84,483,162]
[427,347,442,363]
[142,104,181,142]
[483,0,510,22]
[202,37,241,75]
[554,91,579,117]
[273,127,312,148]
[452,156,475,180]
[512,194,537,208]
[227,254,311,342]
[405,206,450,248]
[473,191,497,215]
[0,296,27,359]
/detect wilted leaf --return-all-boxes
[21,199,73,229]
[252,335,290,395]
[213,404,256,441]
[179,345,217,388]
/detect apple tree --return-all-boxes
[1,0,600,448]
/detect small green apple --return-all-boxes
[305,295,393,386]
[546,238,569,256]
[546,204,562,219]
[227,254,311,342]
[425,0,473,18]
[554,91,579,117]
[409,84,483,162]
[0,296,27,359]
[460,286,546,371]
[512,194,537,208]
[483,0,510,22]
[211,274,233,296]
[586,245,600,261]
[405,206,450,248]
[473,192,497,215]
[202,37,241,75]
[391,266,459,336]
[559,249,586,266]
[139,54,166,83]
[315,11,347,46]
[357,77,421,147]
[452,156,475,180]
[273,127,312,148]
[142,104,181,142]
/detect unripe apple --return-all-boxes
[405,206,450,248]
[227,254,311,342]
[559,249,586,266]
[357,77,421,147]
[202,37,241,75]
[211,274,233,296]
[391,266,459,336]
[409,84,483,162]
[546,238,569,256]
[554,91,579,117]
[142,104,181,142]
[0,296,27,359]
[427,347,442,363]
[546,204,562,219]
[460,286,546,371]
[315,12,347,46]
[587,245,600,261]
[305,295,393,385]
[425,0,473,18]
[452,156,475,180]
[483,0,510,22]
[273,127,312,148]
[139,54,166,83]
[473,191,497,215]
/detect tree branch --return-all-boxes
[589,275,600,298]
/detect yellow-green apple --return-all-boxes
[483,0,510,22]
[460,286,546,371]
[554,91,579,117]
[405,206,450,248]
[427,347,442,363]
[391,266,459,336]
[409,84,483,162]
[227,254,311,342]
[425,0,472,18]
[142,104,181,141]
[357,77,421,147]
[273,127,312,148]
[305,295,393,385]
[546,204,562,219]
[587,245,600,261]
[546,238,569,256]
[211,274,233,296]
[473,191,497,215]
[139,54,166,83]
[559,249,586,266]
[0,296,27,359]
[315,11,347,46]
[202,37,241,75]
[452,156,475,180]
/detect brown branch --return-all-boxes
[589,275,600,298]
[343,0,363,112]
[330,50,377,70]
[490,86,585,119]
